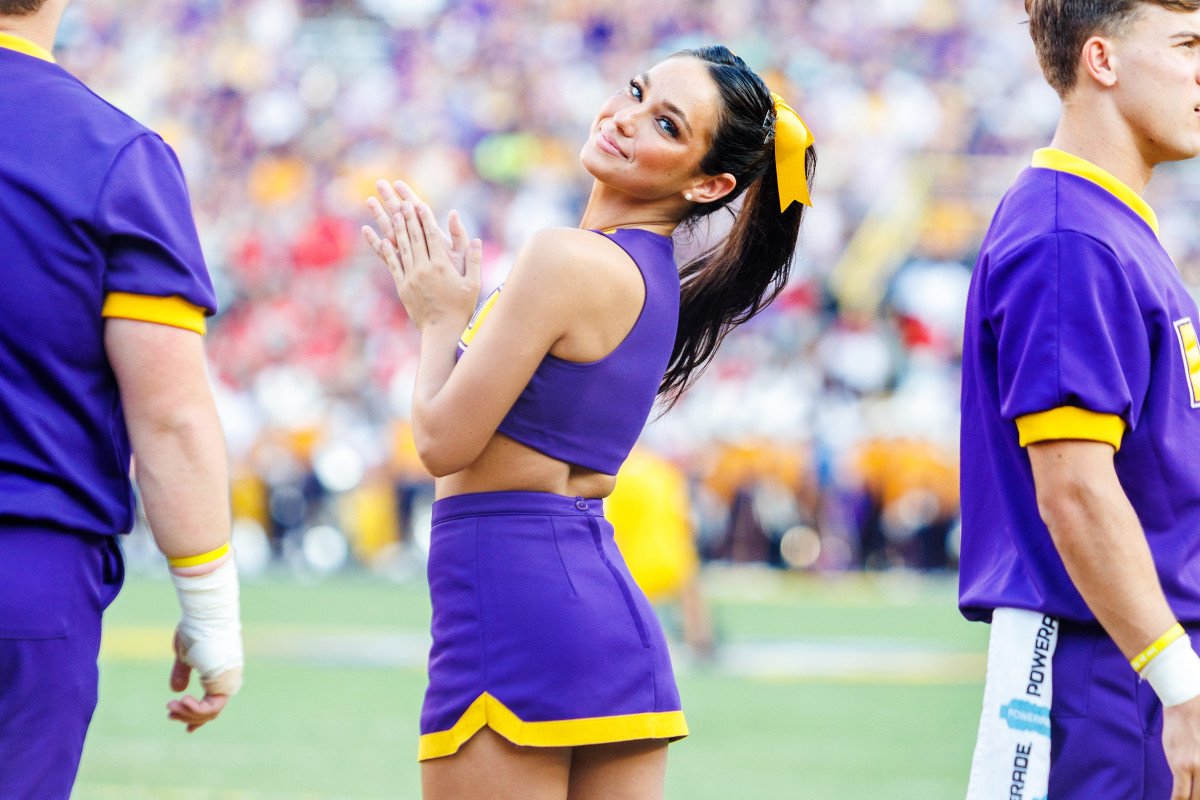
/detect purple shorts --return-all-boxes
[418,491,687,761]
[1048,620,1180,799]
[0,526,124,799]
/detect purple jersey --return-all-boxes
[959,148,1200,623]
[458,228,680,475]
[0,35,216,535]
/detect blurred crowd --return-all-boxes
[61,0,1200,576]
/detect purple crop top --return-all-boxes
[456,228,680,475]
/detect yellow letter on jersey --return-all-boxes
[1173,318,1200,408]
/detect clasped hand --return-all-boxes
[362,180,482,332]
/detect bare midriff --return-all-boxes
[436,433,617,501]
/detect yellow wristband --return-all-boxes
[168,541,231,569]
[1131,623,1187,673]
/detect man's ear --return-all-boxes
[1080,35,1120,89]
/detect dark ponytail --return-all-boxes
[658,46,817,404]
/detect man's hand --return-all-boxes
[166,627,241,733]
[167,558,243,732]
[1164,695,1200,799]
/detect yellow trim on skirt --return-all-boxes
[418,692,689,761]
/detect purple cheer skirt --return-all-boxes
[417,491,687,760]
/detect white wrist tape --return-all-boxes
[1139,634,1200,707]
[171,558,244,695]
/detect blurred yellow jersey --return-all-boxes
[606,449,699,602]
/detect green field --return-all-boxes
[74,568,987,799]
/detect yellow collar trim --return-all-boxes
[0,31,55,63]
[1031,148,1158,235]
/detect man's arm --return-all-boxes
[1029,440,1174,650]
[105,319,228,556]
[1029,440,1200,797]
[104,317,242,732]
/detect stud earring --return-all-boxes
[684,192,694,201]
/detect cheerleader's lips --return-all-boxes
[596,130,627,158]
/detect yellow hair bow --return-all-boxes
[770,92,815,211]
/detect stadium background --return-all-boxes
[54,0,1200,796]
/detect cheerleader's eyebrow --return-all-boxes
[639,72,693,137]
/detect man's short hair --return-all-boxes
[0,0,49,14]
[1026,0,1200,96]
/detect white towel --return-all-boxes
[966,608,1058,800]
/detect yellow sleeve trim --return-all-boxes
[1015,406,1126,451]
[102,293,207,335]
[167,541,230,569]
[417,692,688,761]
[1132,623,1186,673]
